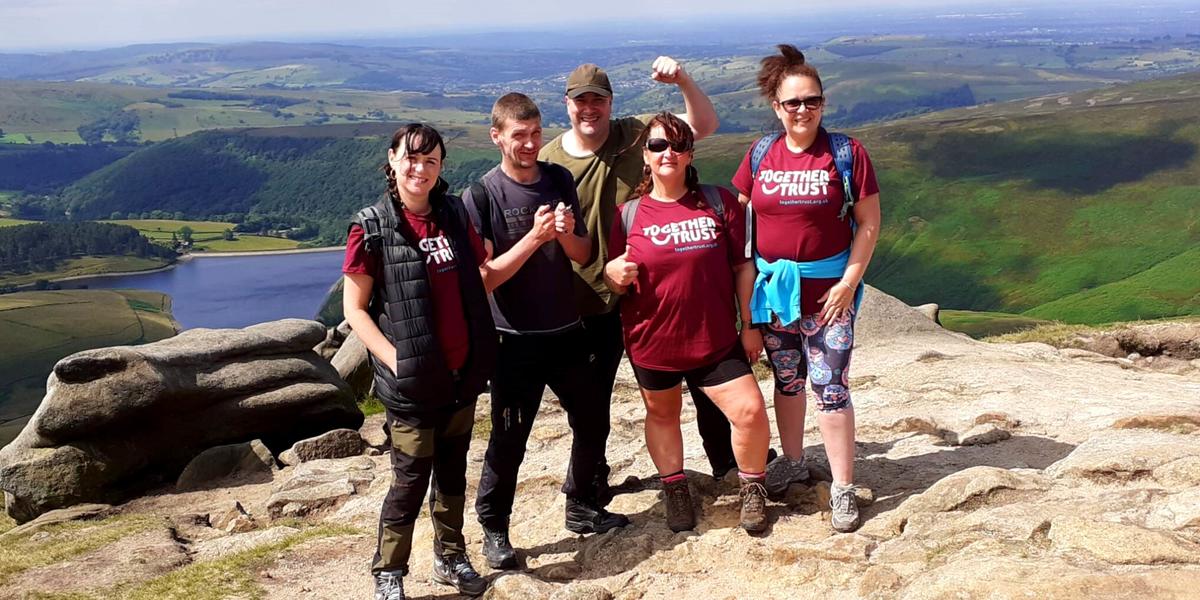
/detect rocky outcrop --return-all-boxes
[5,289,1200,599]
[267,456,376,518]
[175,439,277,491]
[278,429,365,465]
[0,319,361,523]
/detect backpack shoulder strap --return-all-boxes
[620,198,642,235]
[352,205,384,254]
[826,131,856,221]
[698,184,725,224]
[467,181,492,240]
[745,133,780,260]
[750,132,781,177]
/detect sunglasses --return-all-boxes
[777,95,825,113]
[645,138,692,153]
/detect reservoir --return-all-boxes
[63,249,345,329]
[1,249,347,447]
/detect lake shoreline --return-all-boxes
[41,245,345,285]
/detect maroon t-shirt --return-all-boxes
[343,211,486,371]
[607,187,748,371]
[732,132,880,315]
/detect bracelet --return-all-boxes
[838,280,856,291]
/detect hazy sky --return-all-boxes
[4,0,1051,51]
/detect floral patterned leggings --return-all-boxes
[761,310,855,413]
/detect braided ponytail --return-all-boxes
[382,162,400,205]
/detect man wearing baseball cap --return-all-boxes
[539,57,733,512]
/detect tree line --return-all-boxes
[0,222,176,274]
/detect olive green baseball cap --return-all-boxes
[566,63,612,98]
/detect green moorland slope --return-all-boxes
[50,123,503,243]
[693,71,1200,324]
[0,290,177,447]
[42,72,1200,323]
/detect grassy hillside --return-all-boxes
[0,81,492,144]
[692,71,1200,324]
[0,289,177,447]
[27,70,1200,324]
[0,256,168,287]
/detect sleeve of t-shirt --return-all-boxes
[851,138,881,200]
[719,187,749,266]
[731,144,755,197]
[607,204,629,266]
[461,185,493,242]
[619,115,651,147]
[343,224,382,279]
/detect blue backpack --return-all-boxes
[745,128,857,257]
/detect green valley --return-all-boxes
[0,289,178,446]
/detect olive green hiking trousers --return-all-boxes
[371,400,476,575]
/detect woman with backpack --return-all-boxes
[733,45,882,533]
[342,123,497,600]
[604,111,771,534]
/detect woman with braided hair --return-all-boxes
[342,123,496,599]
[604,112,771,534]
[733,44,882,533]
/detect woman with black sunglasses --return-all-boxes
[603,111,771,534]
[732,44,882,533]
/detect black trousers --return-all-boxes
[584,310,736,492]
[372,400,475,575]
[475,326,609,529]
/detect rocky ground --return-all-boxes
[3,289,1199,599]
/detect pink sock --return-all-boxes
[661,472,687,484]
[739,471,766,480]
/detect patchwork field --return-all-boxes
[103,219,302,252]
[0,289,177,447]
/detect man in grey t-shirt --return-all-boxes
[465,93,629,571]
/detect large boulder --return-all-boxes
[0,319,362,523]
[330,331,373,398]
[175,439,277,492]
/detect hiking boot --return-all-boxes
[564,497,630,534]
[764,453,809,496]
[830,483,861,533]
[661,477,696,532]
[431,553,488,597]
[481,525,518,570]
[373,570,405,600]
[739,476,769,533]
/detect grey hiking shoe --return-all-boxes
[830,483,861,533]
[738,477,768,533]
[373,570,405,600]
[432,552,487,596]
[765,453,809,496]
[662,477,696,532]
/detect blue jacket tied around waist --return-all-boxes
[750,248,864,327]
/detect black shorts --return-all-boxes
[631,344,752,392]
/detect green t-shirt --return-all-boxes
[539,115,652,316]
